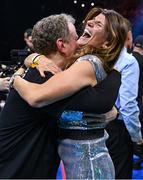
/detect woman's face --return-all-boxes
[77,13,107,48]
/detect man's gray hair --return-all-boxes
[32,13,75,55]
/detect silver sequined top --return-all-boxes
[59,55,107,130]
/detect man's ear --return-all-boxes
[56,38,66,53]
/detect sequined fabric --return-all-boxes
[59,110,107,130]
[58,55,115,179]
[58,131,115,179]
[77,54,106,83]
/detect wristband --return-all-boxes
[32,54,41,64]
[9,74,23,89]
[30,54,44,68]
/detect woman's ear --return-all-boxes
[101,41,108,49]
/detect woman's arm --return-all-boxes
[13,60,96,107]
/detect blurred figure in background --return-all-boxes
[0,29,33,111]
[106,18,143,179]
[10,28,34,69]
[24,28,34,53]
[0,69,10,111]
[132,35,143,170]
[0,77,10,91]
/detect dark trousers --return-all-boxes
[106,120,133,179]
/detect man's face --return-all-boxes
[126,31,133,51]
[65,22,78,57]
[24,34,33,50]
[77,13,107,48]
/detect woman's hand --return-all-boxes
[36,57,62,77]
[24,53,62,77]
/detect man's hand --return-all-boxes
[0,77,11,91]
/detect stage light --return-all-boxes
[91,2,94,6]
[81,3,85,7]
[73,0,77,4]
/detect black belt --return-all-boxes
[59,128,104,140]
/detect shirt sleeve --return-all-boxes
[116,58,142,142]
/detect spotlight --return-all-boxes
[73,0,77,4]
[91,2,94,6]
[81,3,85,7]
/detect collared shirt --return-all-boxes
[114,47,142,142]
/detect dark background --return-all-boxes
[0,0,143,61]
